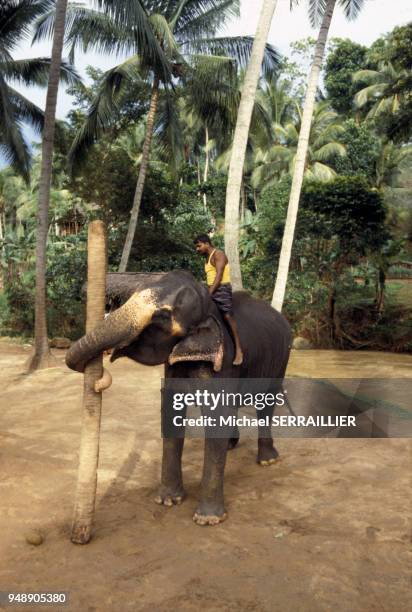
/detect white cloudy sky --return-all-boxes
[11,0,412,120]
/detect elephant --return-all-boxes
[66,270,292,526]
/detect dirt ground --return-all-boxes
[0,341,411,612]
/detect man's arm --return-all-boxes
[208,251,226,295]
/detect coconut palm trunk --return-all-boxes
[27,0,68,371]
[118,76,160,273]
[225,0,278,291]
[271,0,336,311]
[71,220,107,544]
[203,126,210,211]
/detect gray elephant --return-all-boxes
[66,271,291,525]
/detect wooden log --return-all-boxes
[71,221,107,544]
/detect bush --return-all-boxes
[46,233,88,338]
[1,232,88,339]
[1,270,35,336]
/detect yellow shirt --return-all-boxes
[205,249,231,286]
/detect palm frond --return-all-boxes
[0,75,31,182]
[149,13,179,56]
[311,120,344,146]
[338,0,365,21]
[354,83,385,108]
[366,96,396,119]
[34,1,172,82]
[155,90,183,171]
[352,69,382,84]
[308,0,327,28]
[250,96,273,141]
[7,85,44,133]
[2,57,81,87]
[33,4,136,59]
[0,0,54,52]
[310,162,336,181]
[251,160,285,191]
[174,0,240,40]
[185,54,239,128]
[314,142,346,161]
[68,57,144,173]
[272,123,288,141]
[94,0,172,78]
[284,122,299,142]
[183,36,280,80]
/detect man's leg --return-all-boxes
[223,313,243,365]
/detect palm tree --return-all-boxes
[13,154,89,236]
[252,101,346,190]
[0,0,79,182]
[256,74,299,127]
[353,61,411,119]
[271,0,365,311]
[224,0,279,291]
[375,140,412,191]
[27,0,70,372]
[35,1,278,272]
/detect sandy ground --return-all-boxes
[0,342,411,612]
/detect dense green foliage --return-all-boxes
[0,6,411,351]
[325,39,368,115]
[330,119,380,181]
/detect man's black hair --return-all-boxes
[194,234,212,245]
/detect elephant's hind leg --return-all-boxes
[256,404,280,466]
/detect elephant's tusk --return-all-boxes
[94,368,112,393]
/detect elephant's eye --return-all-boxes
[152,308,172,324]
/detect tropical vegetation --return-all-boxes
[0,1,411,355]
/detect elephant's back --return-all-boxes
[233,291,292,378]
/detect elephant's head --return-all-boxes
[66,271,224,389]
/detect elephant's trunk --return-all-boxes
[66,289,158,374]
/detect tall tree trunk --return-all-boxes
[118,77,160,272]
[240,179,246,224]
[328,285,337,342]
[271,0,336,311]
[203,126,209,212]
[224,0,278,291]
[71,220,107,544]
[376,267,386,314]
[27,0,68,372]
[0,211,4,290]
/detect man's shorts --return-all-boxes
[211,283,233,315]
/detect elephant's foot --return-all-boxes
[257,442,280,466]
[228,437,239,450]
[193,502,227,526]
[154,485,186,507]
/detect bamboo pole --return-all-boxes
[71,220,107,544]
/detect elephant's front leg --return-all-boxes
[193,437,228,526]
[155,437,186,506]
[156,380,186,507]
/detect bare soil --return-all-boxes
[0,342,411,612]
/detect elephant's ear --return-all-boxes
[168,315,224,372]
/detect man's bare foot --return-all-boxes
[233,350,243,366]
